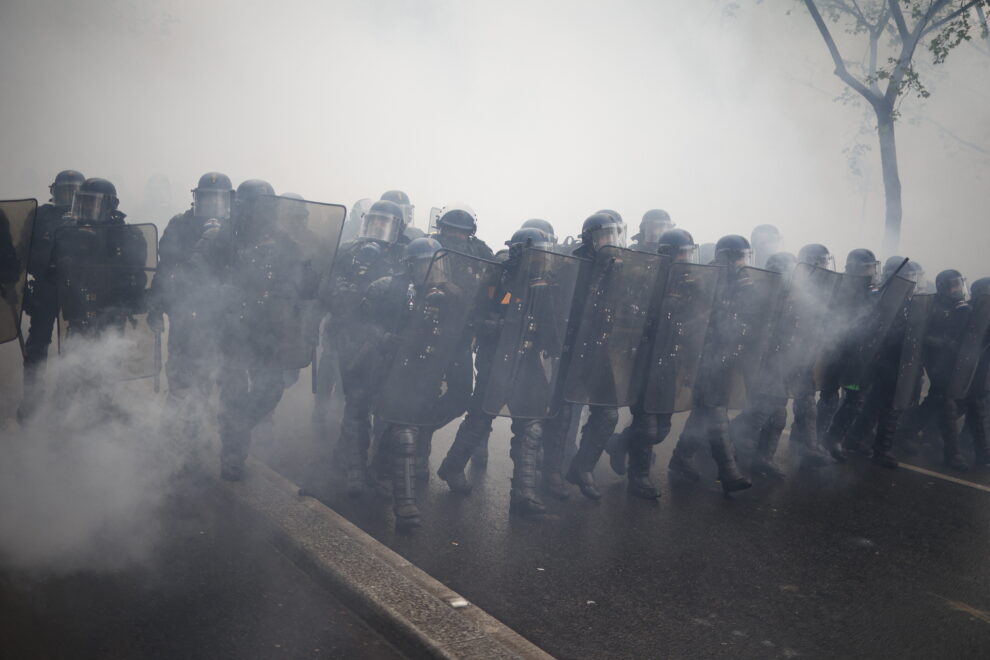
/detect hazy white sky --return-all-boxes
[1,0,987,275]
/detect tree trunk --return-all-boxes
[876,108,902,256]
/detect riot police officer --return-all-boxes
[817,248,881,461]
[429,204,496,472]
[963,277,990,468]
[324,199,410,494]
[918,270,972,471]
[521,218,557,245]
[750,224,783,269]
[630,209,674,254]
[18,169,85,422]
[50,178,151,419]
[147,172,234,439]
[669,234,767,494]
[559,212,628,500]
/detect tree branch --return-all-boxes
[888,0,911,39]
[804,0,882,104]
[884,0,949,106]
[924,0,986,35]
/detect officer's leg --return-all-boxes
[389,425,421,530]
[935,393,967,471]
[845,388,879,456]
[565,404,619,500]
[540,404,571,499]
[669,409,704,481]
[438,409,494,495]
[18,280,58,423]
[823,385,869,462]
[509,419,546,516]
[218,367,251,481]
[416,427,435,481]
[752,398,788,479]
[605,424,632,476]
[965,392,990,467]
[626,403,670,500]
[336,366,375,495]
[705,405,752,493]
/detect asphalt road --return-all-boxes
[0,465,405,660]
[266,392,990,660]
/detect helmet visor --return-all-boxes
[674,243,699,264]
[360,212,401,244]
[640,221,671,245]
[590,224,626,250]
[52,181,81,208]
[716,247,753,267]
[193,189,231,220]
[848,260,880,285]
[70,191,111,223]
[809,254,836,271]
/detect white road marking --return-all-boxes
[900,463,990,494]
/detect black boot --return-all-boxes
[470,434,489,470]
[340,414,371,497]
[565,406,617,500]
[541,426,570,499]
[606,429,629,476]
[391,427,421,531]
[627,436,660,500]
[751,426,786,480]
[709,433,751,494]
[438,414,489,494]
[668,442,701,482]
[509,422,546,516]
[871,408,900,469]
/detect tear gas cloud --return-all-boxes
[0,0,986,275]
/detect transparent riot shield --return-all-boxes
[376,249,503,426]
[758,264,844,398]
[55,223,159,380]
[692,267,784,409]
[948,293,990,399]
[234,195,346,369]
[563,246,664,407]
[840,276,915,388]
[893,294,934,410]
[0,198,37,347]
[642,262,721,414]
[482,248,583,418]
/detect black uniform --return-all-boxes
[19,203,72,418]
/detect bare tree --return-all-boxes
[801,0,989,253]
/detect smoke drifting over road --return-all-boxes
[0,1,986,273]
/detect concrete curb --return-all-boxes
[210,456,556,660]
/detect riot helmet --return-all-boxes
[50,169,85,208]
[521,218,556,243]
[69,177,119,224]
[900,261,925,285]
[657,228,698,263]
[797,243,834,271]
[192,171,233,220]
[844,248,880,285]
[935,269,968,303]
[635,209,673,245]
[596,209,623,223]
[971,277,990,298]
[751,224,782,267]
[714,234,752,267]
[235,179,275,212]
[360,199,405,244]
[581,212,627,251]
[437,204,478,235]
[403,237,442,286]
[381,190,414,227]
[765,251,798,276]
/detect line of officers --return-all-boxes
[12,170,990,532]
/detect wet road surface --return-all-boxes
[0,466,405,660]
[267,393,990,660]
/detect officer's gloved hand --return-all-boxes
[147,311,164,333]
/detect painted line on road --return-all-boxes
[900,462,990,494]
